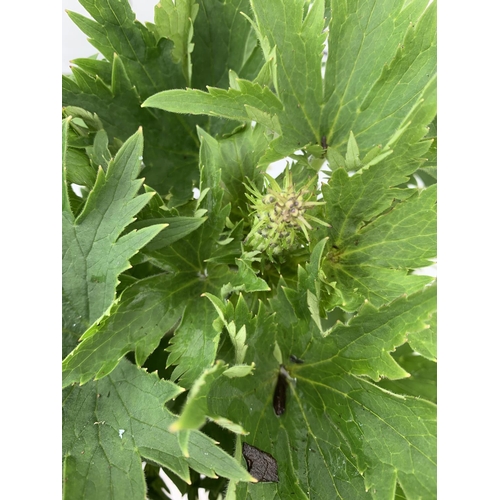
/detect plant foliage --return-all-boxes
[62,0,437,499]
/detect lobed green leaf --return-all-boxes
[203,281,437,499]
[62,358,254,500]
[62,127,165,341]
[323,184,436,310]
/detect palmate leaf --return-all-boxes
[62,123,165,355]
[321,73,437,248]
[62,272,197,387]
[63,123,269,389]
[63,0,198,203]
[202,249,436,499]
[63,0,263,204]
[62,137,224,388]
[62,358,254,500]
[317,73,437,311]
[144,0,436,166]
[323,0,436,151]
[62,2,437,499]
[322,184,436,310]
[248,0,326,160]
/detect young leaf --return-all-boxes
[191,123,271,219]
[149,0,199,85]
[62,358,254,500]
[170,361,229,432]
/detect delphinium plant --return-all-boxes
[62,1,437,499]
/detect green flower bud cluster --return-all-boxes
[244,169,329,258]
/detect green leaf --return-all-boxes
[377,343,437,404]
[229,254,270,293]
[170,361,229,432]
[62,127,166,338]
[407,308,437,361]
[345,131,363,171]
[62,358,254,500]
[166,298,222,387]
[306,284,437,382]
[248,0,326,158]
[142,126,229,272]
[68,0,184,96]
[62,107,111,204]
[204,279,436,499]
[322,0,435,152]
[131,216,207,251]
[323,184,436,310]
[64,0,200,203]
[149,0,199,85]
[203,293,254,365]
[277,238,331,337]
[65,147,96,187]
[144,0,436,166]
[202,123,271,219]
[383,75,437,175]
[145,0,328,160]
[62,118,73,215]
[142,79,283,125]
[62,273,197,387]
[223,363,256,379]
[191,0,264,90]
